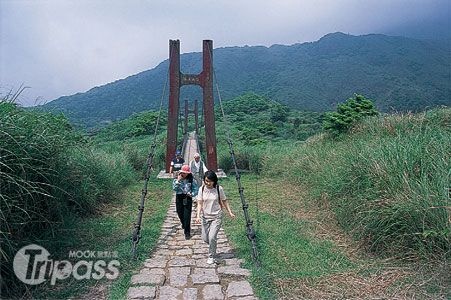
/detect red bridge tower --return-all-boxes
[165,40,218,172]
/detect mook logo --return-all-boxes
[13,244,120,285]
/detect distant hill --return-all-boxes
[40,32,451,128]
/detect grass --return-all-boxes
[1,103,141,265]
[220,175,354,299]
[0,101,170,299]
[260,108,450,258]
[214,108,450,298]
[3,98,449,299]
[28,179,172,299]
[220,174,450,299]
[94,133,168,172]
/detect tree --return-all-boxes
[323,94,378,134]
[270,105,289,122]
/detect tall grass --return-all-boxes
[0,102,137,297]
[53,147,137,211]
[263,108,450,258]
[217,145,265,173]
[94,131,168,172]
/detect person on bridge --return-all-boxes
[169,150,184,178]
[173,165,199,239]
[189,152,208,187]
[195,170,235,264]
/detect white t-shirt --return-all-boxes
[197,185,226,219]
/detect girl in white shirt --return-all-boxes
[195,170,235,264]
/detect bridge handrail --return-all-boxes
[131,65,168,259]
[181,132,189,159]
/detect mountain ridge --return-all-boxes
[40,32,451,128]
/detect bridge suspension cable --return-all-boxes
[131,65,169,259]
[208,44,261,267]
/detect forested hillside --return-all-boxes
[39,32,450,128]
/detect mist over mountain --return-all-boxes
[40,32,451,128]
[383,11,451,41]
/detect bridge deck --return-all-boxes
[183,131,199,164]
[157,132,226,178]
[157,132,199,179]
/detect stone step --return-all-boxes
[127,194,257,299]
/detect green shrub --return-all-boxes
[215,93,322,146]
[323,94,379,134]
[218,146,264,173]
[95,110,167,141]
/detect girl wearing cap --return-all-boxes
[195,170,235,264]
[172,165,198,239]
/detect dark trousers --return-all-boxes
[175,194,192,235]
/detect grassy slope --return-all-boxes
[265,109,450,257]
[29,179,172,299]
[222,174,449,299]
[218,108,450,299]
[221,175,354,299]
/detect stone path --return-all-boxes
[127,196,258,300]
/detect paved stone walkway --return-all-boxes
[127,196,258,300]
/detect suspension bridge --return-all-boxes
[128,40,259,299]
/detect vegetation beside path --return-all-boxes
[30,182,172,299]
[1,100,170,298]
[223,176,449,299]
[1,94,449,299]
[220,104,449,299]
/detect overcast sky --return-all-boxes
[1,0,449,107]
